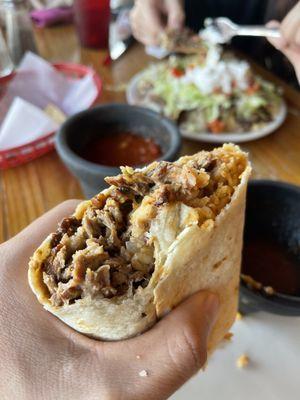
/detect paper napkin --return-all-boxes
[0,97,58,150]
[0,52,99,150]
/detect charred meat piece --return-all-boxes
[50,217,81,247]
[42,191,154,306]
[161,28,208,57]
[105,167,154,197]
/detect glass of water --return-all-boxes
[0,28,14,78]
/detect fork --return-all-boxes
[203,17,281,44]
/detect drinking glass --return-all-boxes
[73,0,110,49]
[0,28,14,78]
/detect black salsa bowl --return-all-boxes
[56,104,181,198]
[240,180,300,316]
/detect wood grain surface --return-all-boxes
[0,24,299,242]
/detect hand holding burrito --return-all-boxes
[29,144,251,349]
[0,210,218,399]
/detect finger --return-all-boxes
[143,6,164,43]
[266,20,300,82]
[130,9,144,42]
[281,2,300,45]
[105,291,219,400]
[279,46,300,82]
[132,22,161,46]
[295,27,300,48]
[140,291,219,376]
[165,0,185,30]
[130,3,164,46]
[266,20,287,49]
[5,199,81,254]
[131,19,144,43]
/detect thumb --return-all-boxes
[266,20,287,50]
[127,291,219,400]
[266,20,300,83]
[165,0,185,30]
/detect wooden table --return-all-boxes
[1,24,300,242]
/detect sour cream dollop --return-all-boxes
[180,45,250,95]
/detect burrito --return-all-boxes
[29,144,251,347]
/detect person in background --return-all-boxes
[130,0,300,86]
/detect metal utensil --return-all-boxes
[204,17,281,44]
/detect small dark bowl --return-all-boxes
[240,180,300,316]
[56,104,181,197]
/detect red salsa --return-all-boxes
[79,131,162,167]
[242,236,300,296]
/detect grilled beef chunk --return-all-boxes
[42,190,155,306]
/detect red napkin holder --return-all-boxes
[0,63,102,170]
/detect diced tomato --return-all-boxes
[246,82,260,95]
[171,67,185,78]
[103,54,112,66]
[208,119,225,134]
[213,87,222,94]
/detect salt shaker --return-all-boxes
[0,0,37,65]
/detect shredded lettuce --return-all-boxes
[137,55,282,132]
[237,95,268,119]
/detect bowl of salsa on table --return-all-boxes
[240,180,300,316]
[56,104,181,197]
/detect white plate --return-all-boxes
[126,71,287,144]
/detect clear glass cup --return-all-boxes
[0,27,14,78]
[0,0,37,65]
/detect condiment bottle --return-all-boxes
[0,0,38,65]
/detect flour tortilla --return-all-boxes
[29,147,251,345]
